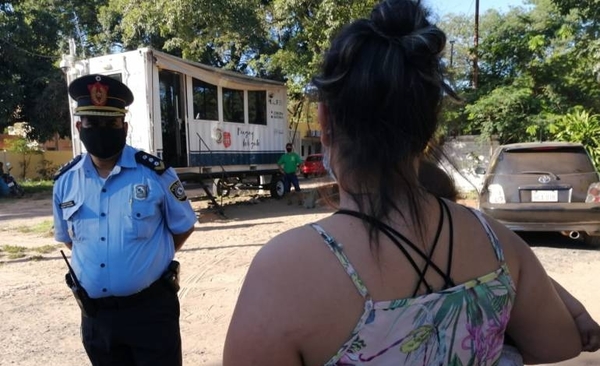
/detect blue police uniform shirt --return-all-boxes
[53,145,197,298]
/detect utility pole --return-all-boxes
[473,0,480,89]
[449,40,456,67]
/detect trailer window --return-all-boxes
[223,88,244,123]
[248,91,267,125]
[192,78,218,121]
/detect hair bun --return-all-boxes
[370,0,445,56]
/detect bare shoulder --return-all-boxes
[250,223,329,278]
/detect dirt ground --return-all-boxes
[0,182,599,366]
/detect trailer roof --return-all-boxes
[142,47,286,87]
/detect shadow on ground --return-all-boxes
[517,231,599,251]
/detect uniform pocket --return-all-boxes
[130,200,158,239]
[61,203,83,241]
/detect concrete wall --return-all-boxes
[442,135,500,193]
[1,150,73,180]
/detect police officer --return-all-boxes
[52,74,197,366]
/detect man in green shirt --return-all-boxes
[277,143,303,205]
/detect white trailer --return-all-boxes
[63,47,290,200]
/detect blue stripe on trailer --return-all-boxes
[189,151,282,166]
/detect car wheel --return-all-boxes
[270,175,285,199]
[303,173,309,179]
[583,234,600,248]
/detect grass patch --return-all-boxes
[1,245,27,254]
[2,245,27,259]
[0,244,61,261]
[21,180,54,195]
[33,244,61,254]
[14,220,53,235]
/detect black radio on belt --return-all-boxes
[161,260,180,293]
[60,250,97,317]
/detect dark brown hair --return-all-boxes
[312,0,457,242]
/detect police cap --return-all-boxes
[68,74,134,117]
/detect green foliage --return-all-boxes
[464,84,541,143]
[438,0,600,143]
[13,220,53,235]
[36,159,59,180]
[4,0,600,148]
[20,179,54,195]
[552,108,600,168]
[4,137,42,180]
[267,0,378,97]
[0,1,75,141]
[0,245,27,259]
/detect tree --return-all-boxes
[0,0,97,141]
[553,108,600,168]
[94,0,276,75]
[4,135,42,180]
[450,0,600,143]
[550,0,600,20]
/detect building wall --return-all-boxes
[1,132,73,180]
[0,134,72,151]
[1,150,73,180]
[294,102,322,159]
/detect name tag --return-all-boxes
[60,200,75,208]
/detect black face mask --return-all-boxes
[286,148,292,152]
[79,126,126,159]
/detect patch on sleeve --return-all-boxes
[169,180,187,201]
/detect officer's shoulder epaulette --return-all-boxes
[135,151,167,175]
[53,155,83,181]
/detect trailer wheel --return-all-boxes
[216,179,231,197]
[270,176,285,199]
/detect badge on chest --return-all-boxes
[134,184,148,200]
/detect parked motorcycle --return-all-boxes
[1,162,25,198]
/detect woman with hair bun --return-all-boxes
[223,1,585,365]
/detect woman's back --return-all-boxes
[309,199,515,365]
[224,196,578,365]
[248,197,516,365]
[223,1,581,364]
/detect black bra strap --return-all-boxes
[441,199,455,286]
[412,197,445,295]
[335,199,455,294]
[336,210,427,285]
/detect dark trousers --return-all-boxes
[283,173,301,193]
[81,281,181,366]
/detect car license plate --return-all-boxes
[531,190,558,202]
[7,182,14,187]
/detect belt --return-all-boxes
[92,279,167,310]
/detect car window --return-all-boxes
[490,147,595,174]
[306,155,322,162]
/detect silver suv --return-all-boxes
[478,141,600,247]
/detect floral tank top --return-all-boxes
[310,206,516,366]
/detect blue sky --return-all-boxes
[425,0,527,17]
